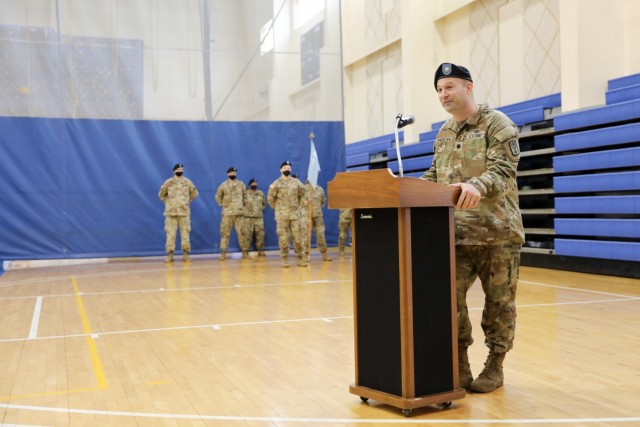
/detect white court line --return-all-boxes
[27,296,43,340]
[520,279,639,299]
[0,402,638,424]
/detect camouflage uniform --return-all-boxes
[244,188,266,253]
[215,179,248,253]
[421,104,524,354]
[337,208,352,253]
[267,176,306,262]
[159,176,198,254]
[299,184,311,258]
[309,184,329,254]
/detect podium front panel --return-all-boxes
[409,207,455,396]
[353,207,402,396]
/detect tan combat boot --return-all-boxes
[241,251,251,260]
[282,256,290,268]
[321,250,333,262]
[164,251,174,263]
[338,247,345,256]
[458,348,473,390]
[258,250,266,257]
[219,250,227,261]
[469,351,505,393]
[296,255,308,267]
[183,251,191,263]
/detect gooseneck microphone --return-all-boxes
[394,113,416,177]
[396,115,415,129]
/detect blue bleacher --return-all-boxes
[607,72,640,91]
[497,93,562,115]
[554,122,640,152]
[554,98,640,131]
[606,84,640,105]
[554,171,640,193]
[555,196,640,214]
[555,219,640,238]
[555,239,640,262]
[419,129,439,141]
[553,146,640,173]
[346,165,370,172]
[388,155,433,174]
[345,132,403,167]
[387,140,434,161]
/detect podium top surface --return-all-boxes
[328,169,460,209]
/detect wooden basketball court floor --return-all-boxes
[1,249,639,427]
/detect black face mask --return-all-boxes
[229,175,237,180]
[282,170,291,177]
[250,185,258,190]
[175,171,183,177]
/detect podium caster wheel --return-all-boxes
[360,396,369,402]
[441,401,452,408]
[402,409,412,417]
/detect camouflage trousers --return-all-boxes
[244,217,265,251]
[165,215,191,253]
[299,211,310,253]
[456,244,521,353]
[338,219,351,249]
[276,218,303,258]
[220,214,247,251]
[311,215,328,252]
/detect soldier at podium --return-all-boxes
[422,63,524,393]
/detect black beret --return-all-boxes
[434,63,473,90]
[173,163,183,171]
[227,166,237,173]
[248,178,256,185]
[280,160,291,168]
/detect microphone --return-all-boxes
[396,114,415,129]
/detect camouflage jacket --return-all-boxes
[215,179,247,216]
[421,104,524,246]
[244,189,266,218]
[159,176,198,217]
[267,176,305,220]
[310,185,326,218]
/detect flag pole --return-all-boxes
[307,132,315,259]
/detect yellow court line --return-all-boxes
[72,276,108,390]
[0,277,109,401]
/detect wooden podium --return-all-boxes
[328,169,465,416]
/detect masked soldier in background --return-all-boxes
[267,161,308,268]
[159,163,199,263]
[244,178,267,257]
[422,63,524,393]
[215,166,250,260]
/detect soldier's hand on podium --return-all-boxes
[451,182,481,210]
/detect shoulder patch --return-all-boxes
[508,139,520,156]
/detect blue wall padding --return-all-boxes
[606,84,640,105]
[554,171,640,193]
[388,156,433,174]
[553,147,640,173]
[608,73,640,90]
[554,122,640,152]
[388,140,434,160]
[0,117,345,260]
[554,99,640,131]
[496,93,561,114]
[555,219,640,238]
[555,239,640,262]
[555,196,640,214]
